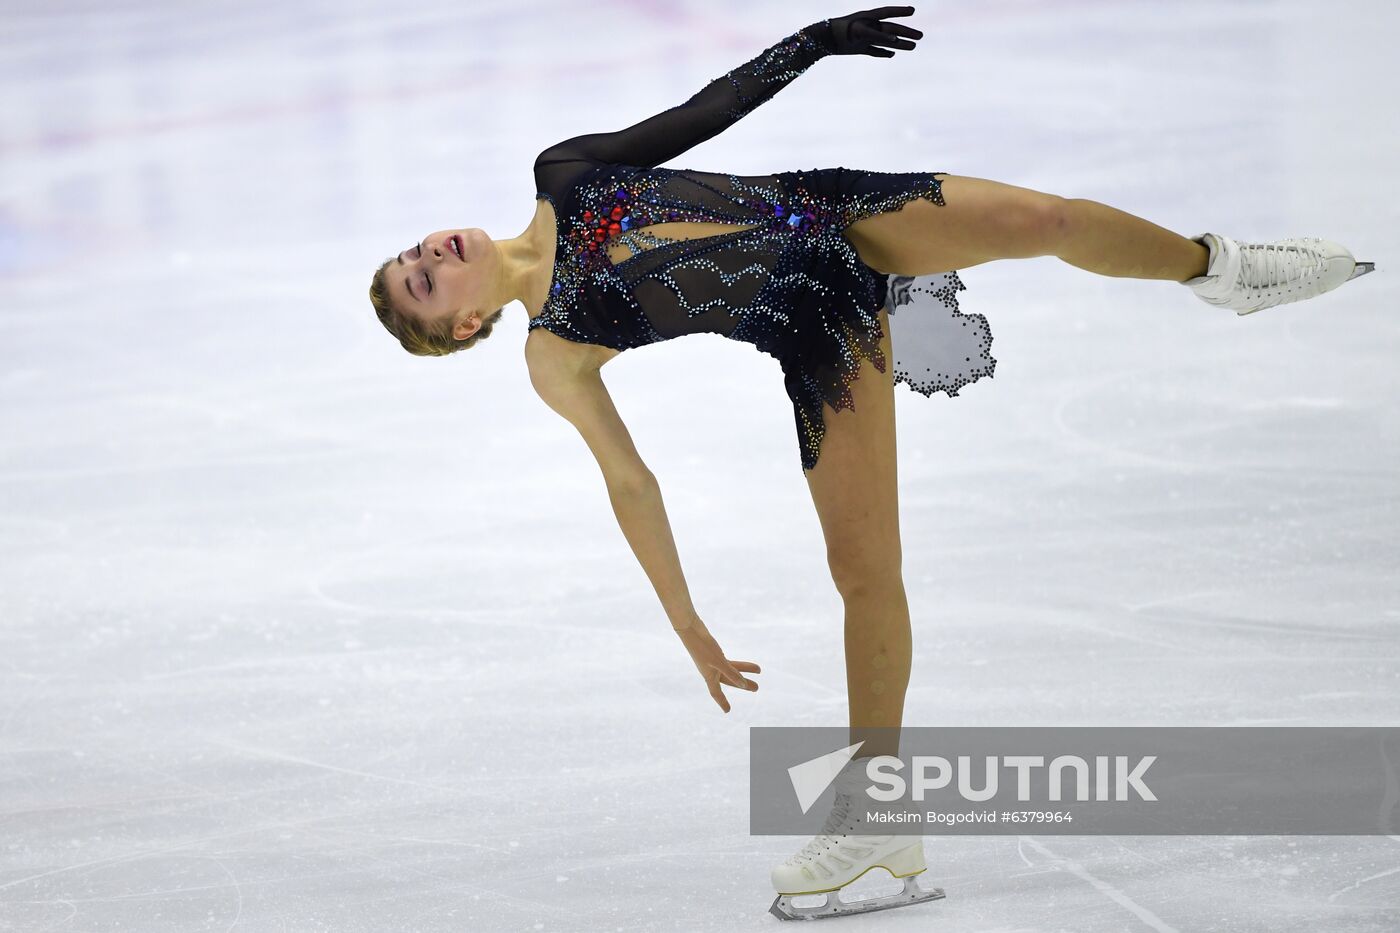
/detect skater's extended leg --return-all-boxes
[802,307,910,761]
[844,173,1210,282]
[1057,197,1209,281]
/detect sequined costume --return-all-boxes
[529,20,996,471]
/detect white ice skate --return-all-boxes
[769,760,945,921]
[1182,231,1375,315]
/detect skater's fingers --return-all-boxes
[707,676,731,713]
[857,6,917,21]
[875,21,923,40]
[730,660,761,674]
[851,20,916,50]
[719,662,758,691]
[714,666,746,689]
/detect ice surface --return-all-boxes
[1,1,1397,930]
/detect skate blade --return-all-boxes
[769,874,946,921]
[1348,261,1376,281]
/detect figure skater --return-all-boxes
[367,6,1373,920]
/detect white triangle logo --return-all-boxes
[787,741,865,814]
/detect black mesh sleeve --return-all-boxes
[534,21,835,171]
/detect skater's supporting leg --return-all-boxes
[779,311,947,919]
[844,173,1210,282]
[802,308,910,760]
[841,583,912,759]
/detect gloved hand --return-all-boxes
[807,6,924,58]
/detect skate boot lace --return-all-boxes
[786,792,859,865]
[1237,239,1325,299]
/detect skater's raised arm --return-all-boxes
[533,8,924,172]
[528,362,761,712]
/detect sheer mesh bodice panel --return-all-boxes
[529,162,861,351]
[527,21,995,471]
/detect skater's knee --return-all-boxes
[827,550,904,602]
[1002,194,1072,257]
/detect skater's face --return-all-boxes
[386,227,499,341]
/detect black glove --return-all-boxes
[807,6,924,58]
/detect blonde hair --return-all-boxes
[369,256,505,357]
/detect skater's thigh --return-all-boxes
[844,173,1070,275]
[803,307,902,594]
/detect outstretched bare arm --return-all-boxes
[527,352,761,712]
